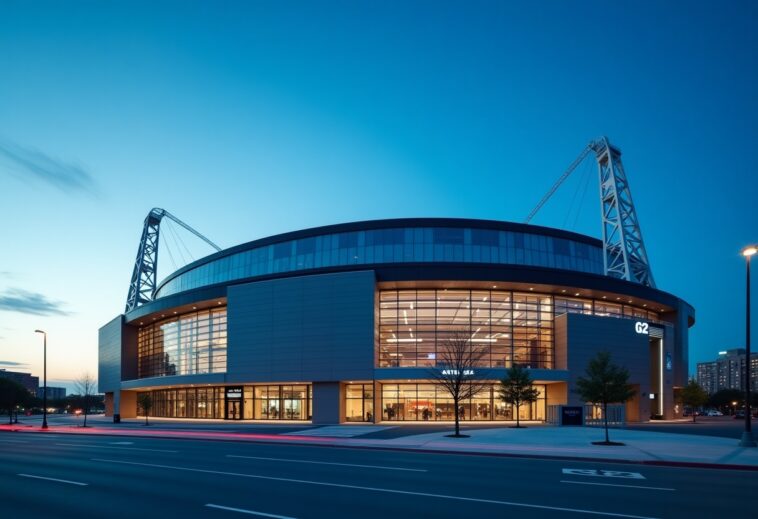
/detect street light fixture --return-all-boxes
[740,245,757,447]
[34,329,48,430]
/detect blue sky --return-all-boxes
[0,1,756,391]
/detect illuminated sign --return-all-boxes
[666,353,672,371]
[441,369,474,376]
[634,322,649,335]
[226,387,243,399]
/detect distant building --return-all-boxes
[0,369,39,395]
[696,349,758,394]
[37,387,66,400]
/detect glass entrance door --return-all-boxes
[226,400,242,420]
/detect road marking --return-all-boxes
[0,439,29,443]
[206,504,297,518]
[560,481,675,491]
[109,441,134,445]
[18,473,88,486]
[91,458,658,518]
[562,469,645,479]
[55,442,178,453]
[226,454,426,472]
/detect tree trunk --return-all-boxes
[693,412,696,423]
[454,396,460,436]
[603,402,609,443]
[145,413,149,426]
[515,402,520,428]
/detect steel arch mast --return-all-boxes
[525,136,656,288]
[125,208,221,313]
[590,137,655,287]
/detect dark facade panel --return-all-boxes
[227,270,376,383]
[98,315,124,393]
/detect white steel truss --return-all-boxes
[590,137,655,287]
[525,136,656,288]
[125,208,221,313]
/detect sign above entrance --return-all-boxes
[441,369,474,376]
[634,322,649,335]
[226,387,243,399]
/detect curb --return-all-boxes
[3,427,757,472]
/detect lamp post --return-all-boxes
[740,245,757,447]
[34,329,48,430]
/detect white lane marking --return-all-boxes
[0,439,29,443]
[562,469,645,480]
[206,504,297,518]
[91,458,658,519]
[55,442,177,453]
[18,473,88,486]
[109,441,134,445]
[226,454,426,472]
[560,481,675,491]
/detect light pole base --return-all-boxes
[739,431,757,447]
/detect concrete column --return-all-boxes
[120,391,137,418]
[113,390,121,422]
[312,382,341,424]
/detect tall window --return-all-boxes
[345,384,374,422]
[378,289,552,369]
[138,307,227,378]
[378,288,660,369]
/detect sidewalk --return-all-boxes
[3,419,758,470]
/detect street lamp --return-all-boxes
[740,245,757,447]
[34,329,48,430]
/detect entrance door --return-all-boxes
[226,400,242,420]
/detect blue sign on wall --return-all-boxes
[666,353,672,371]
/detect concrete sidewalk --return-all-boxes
[3,419,758,470]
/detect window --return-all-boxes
[380,383,545,421]
[345,384,374,422]
[138,307,227,378]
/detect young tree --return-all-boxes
[0,378,30,424]
[498,364,540,428]
[575,351,636,445]
[74,372,96,427]
[137,393,153,426]
[428,329,490,437]
[678,379,709,422]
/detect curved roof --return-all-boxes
[154,218,605,298]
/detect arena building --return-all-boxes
[98,217,694,424]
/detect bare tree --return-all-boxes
[428,329,490,437]
[74,372,96,427]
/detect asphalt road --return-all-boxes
[1,431,757,519]
[626,416,751,439]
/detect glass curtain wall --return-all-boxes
[138,308,227,378]
[381,383,546,421]
[379,289,660,369]
[345,384,374,422]
[253,385,311,420]
[147,384,310,420]
[157,226,606,298]
[148,387,225,419]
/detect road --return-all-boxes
[627,416,751,439]
[1,431,757,518]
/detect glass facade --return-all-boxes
[155,226,604,298]
[381,383,546,421]
[378,289,659,369]
[148,387,226,418]
[247,385,311,420]
[345,384,374,422]
[137,308,227,379]
[145,384,311,420]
